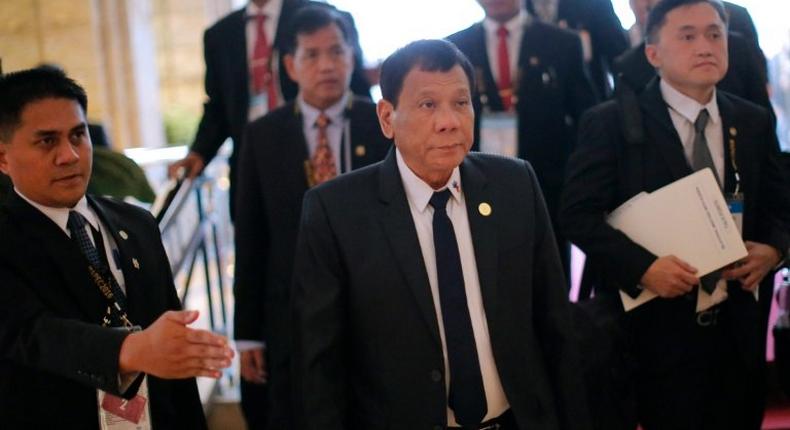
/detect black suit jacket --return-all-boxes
[560,79,790,368]
[0,193,205,429]
[191,1,371,179]
[292,150,590,430]
[613,33,771,111]
[447,20,597,221]
[234,96,390,345]
[525,0,629,98]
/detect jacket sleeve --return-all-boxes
[291,188,348,430]
[191,28,232,164]
[559,106,656,297]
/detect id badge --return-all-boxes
[479,112,518,158]
[98,377,151,430]
[248,93,270,122]
[726,192,744,235]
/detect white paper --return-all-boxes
[608,169,748,311]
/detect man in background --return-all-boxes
[233,6,390,428]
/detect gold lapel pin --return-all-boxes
[119,230,128,240]
[529,56,540,66]
[132,258,140,270]
[355,145,366,157]
[729,127,737,137]
[478,202,492,217]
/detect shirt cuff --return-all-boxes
[235,340,265,352]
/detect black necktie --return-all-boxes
[690,110,721,294]
[429,190,487,425]
[67,211,129,314]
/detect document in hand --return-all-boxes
[606,168,748,311]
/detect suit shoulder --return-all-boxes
[91,196,158,229]
[720,91,771,119]
[465,152,535,178]
[205,8,244,37]
[309,160,382,200]
[447,24,480,49]
[247,103,298,131]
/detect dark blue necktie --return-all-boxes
[429,190,487,425]
[67,211,128,314]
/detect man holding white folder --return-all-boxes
[560,0,790,429]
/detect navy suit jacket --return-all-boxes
[292,149,590,429]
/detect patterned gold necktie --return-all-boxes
[310,112,337,186]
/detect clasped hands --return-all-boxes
[639,241,782,298]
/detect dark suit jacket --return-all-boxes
[191,1,371,184]
[560,79,790,369]
[0,192,205,429]
[447,20,597,222]
[292,150,590,430]
[525,0,630,98]
[234,96,390,344]
[613,33,771,111]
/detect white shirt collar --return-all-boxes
[482,8,529,35]
[14,188,99,235]
[660,79,720,126]
[298,92,350,127]
[396,148,462,213]
[246,0,282,20]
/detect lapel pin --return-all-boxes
[478,202,492,217]
[355,145,366,157]
[132,258,140,270]
[529,56,540,66]
[729,127,737,137]
[558,19,568,29]
[119,230,128,240]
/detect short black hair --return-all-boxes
[380,39,475,107]
[0,66,88,142]
[283,5,353,55]
[646,0,728,43]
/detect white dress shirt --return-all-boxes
[660,79,725,183]
[16,189,126,291]
[396,150,509,425]
[299,91,350,174]
[482,10,530,88]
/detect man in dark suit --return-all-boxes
[560,1,790,428]
[168,0,371,216]
[0,68,234,428]
[292,39,589,430]
[447,0,597,280]
[233,6,390,429]
[526,0,630,98]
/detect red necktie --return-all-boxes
[251,15,278,111]
[496,25,513,111]
[310,113,337,186]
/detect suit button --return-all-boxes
[431,369,442,382]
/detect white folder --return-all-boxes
[606,169,748,311]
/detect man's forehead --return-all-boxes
[20,98,86,129]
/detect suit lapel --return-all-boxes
[716,92,746,194]
[641,79,693,181]
[288,103,311,191]
[459,159,499,319]
[87,197,144,323]
[5,192,106,321]
[376,150,441,346]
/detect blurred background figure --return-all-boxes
[526,0,630,98]
[167,0,372,220]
